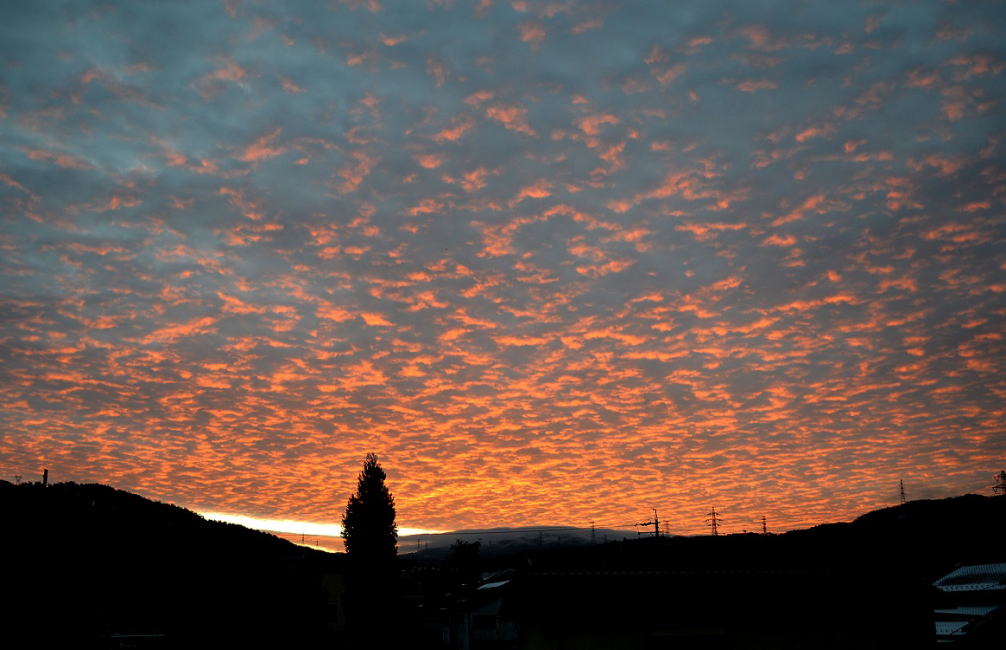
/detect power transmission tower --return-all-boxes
[706,507,722,536]
[13,474,21,485]
[899,479,906,504]
[761,515,767,535]
[994,471,1006,496]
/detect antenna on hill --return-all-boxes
[706,507,722,536]
[761,515,767,535]
[899,479,906,504]
[993,471,1006,496]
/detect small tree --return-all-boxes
[447,539,481,587]
[341,453,398,564]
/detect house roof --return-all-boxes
[933,563,1006,592]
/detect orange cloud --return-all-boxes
[23,148,91,169]
[415,153,443,169]
[142,317,218,344]
[485,104,536,136]
[236,127,286,163]
[361,312,393,326]
[519,22,545,44]
[510,179,551,206]
[735,79,777,92]
[433,116,476,142]
[577,113,619,136]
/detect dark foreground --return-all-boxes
[2,481,1003,648]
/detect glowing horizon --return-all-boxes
[1,1,1003,537]
[201,511,443,539]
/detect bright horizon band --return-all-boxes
[202,512,443,539]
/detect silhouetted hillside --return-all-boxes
[0,481,345,648]
[514,494,1004,579]
[402,494,1004,581]
[402,496,1003,649]
[3,481,1002,648]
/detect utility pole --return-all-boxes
[706,507,722,536]
[899,479,906,504]
[636,509,660,538]
[591,521,596,544]
[994,471,1006,496]
[761,515,767,535]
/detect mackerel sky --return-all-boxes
[1,0,1004,536]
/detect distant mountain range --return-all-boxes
[400,524,635,557]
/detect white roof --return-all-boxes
[933,606,998,617]
[934,621,968,636]
[933,563,1006,592]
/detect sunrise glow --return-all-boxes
[202,512,441,539]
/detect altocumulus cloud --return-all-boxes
[1,0,1004,535]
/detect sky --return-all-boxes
[1,0,1004,540]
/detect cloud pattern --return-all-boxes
[1,0,1004,534]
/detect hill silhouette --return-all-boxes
[402,495,1004,649]
[1,481,344,648]
[405,494,1004,578]
[3,480,1003,648]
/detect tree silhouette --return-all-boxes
[341,454,399,647]
[341,453,397,564]
[447,539,481,587]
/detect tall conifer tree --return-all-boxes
[341,453,397,563]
